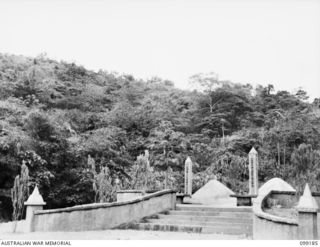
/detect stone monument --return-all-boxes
[297,183,319,240]
[248,147,258,195]
[24,185,46,232]
[184,157,193,196]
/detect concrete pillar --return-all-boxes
[171,192,176,210]
[184,157,193,196]
[248,147,258,195]
[297,184,318,240]
[24,186,46,232]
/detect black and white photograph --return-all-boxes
[0,0,320,242]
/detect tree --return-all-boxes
[189,72,220,113]
[93,166,113,202]
[130,150,151,190]
[11,161,29,220]
[290,143,320,192]
[295,88,309,101]
[313,98,320,108]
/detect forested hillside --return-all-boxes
[1,53,320,220]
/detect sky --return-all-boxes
[0,0,319,100]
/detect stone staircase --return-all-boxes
[122,204,253,238]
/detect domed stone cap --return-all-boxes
[255,177,296,205]
[296,184,318,213]
[24,185,46,206]
[259,177,296,195]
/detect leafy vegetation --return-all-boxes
[0,53,319,221]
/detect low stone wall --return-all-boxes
[0,220,28,233]
[253,215,298,240]
[253,190,299,240]
[116,190,144,202]
[253,189,320,239]
[32,189,176,232]
[312,192,320,209]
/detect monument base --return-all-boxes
[176,193,191,204]
[230,194,257,206]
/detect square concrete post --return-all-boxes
[184,157,193,196]
[24,186,46,232]
[297,184,318,240]
[248,147,258,195]
[171,191,176,210]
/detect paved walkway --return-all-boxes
[1,230,247,240]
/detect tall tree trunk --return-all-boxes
[283,145,286,167]
[222,123,225,146]
[283,144,286,178]
[277,142,280,168]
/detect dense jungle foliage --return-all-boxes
[0,53,320,220]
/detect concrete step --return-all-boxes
[167,210,253,218]
[146,218,252,227]
[131,222,252,236]
[156,214,253,223]
[176,204,252,213]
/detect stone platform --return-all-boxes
[121,204,253,238]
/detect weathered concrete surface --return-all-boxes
[184,180,236,206]
[297,184,319,240]
[312,193,320,209]
[298,212,318,240]
[128,204,253,237]
[253,178,299,240]
[0,229,248,240]
[256,177,296,204]
[116,190,144,202]
[252,178,320,240]
[0,220,28,233]
[253,215,298,240]
[32,190,176,232]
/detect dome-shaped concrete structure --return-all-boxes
[259,177,296,195]
[184,179,236,206]
[254,177,296,206]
